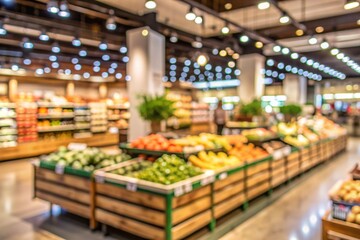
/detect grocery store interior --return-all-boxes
[0,0,359,240]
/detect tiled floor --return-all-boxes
[0,139,358,240]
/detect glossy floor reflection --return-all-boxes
[0,139,358,240]
[221,138,360,240]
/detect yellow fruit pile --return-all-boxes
[346,206,360,224]
[189,151,241,170]
[336,180,360,203]
[172,133,232,151]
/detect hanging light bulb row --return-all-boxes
[271,44,346,79]
[265,58,323,81]
[164,57,241,83]
[329,48,360,74]
[185,7,203,25]
[47,0,70,18]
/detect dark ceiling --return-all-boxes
[193,0,287,12]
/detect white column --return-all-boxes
[237,53,265,103]
[127,27,165,141]
[283,74,307,104]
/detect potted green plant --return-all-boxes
[280,104,302,122]
[137,94,175,133]
[238,99,263,122]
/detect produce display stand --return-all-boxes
[33,161,96,229]
[245,156,272,200]
[93,160,215,240]
[0,133,118,162]
[285,148,301,180]
[322,210,360,240]
[119,143,223,159]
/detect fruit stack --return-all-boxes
[130,134,183,152]
[189,151,241,170]
[228,142,269,163]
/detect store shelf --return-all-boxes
[38,114,75,119]
[0,103,16,108]
[37,103,74,108]
[75,125,91,130]
[0,116,16,119]
[38,125,75,133]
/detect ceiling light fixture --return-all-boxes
[145,0,157,10]
[255,41,263,48]
[72,37,81,47]
[185,7,196,21]
[0,21,7,35]
[295,29,304,36]
[331,48,339,55]
[192,37,203,48]
[195,15,203,24]
[291,52,299,59]
[47,0,59,14]
[320,40,329,49]
[273,45,281,52]
[39,30,50,41]
[224,3,232,10]
[196,53,209,66]
[258,1,270,10]
[221,24,230,35]
[279,14,290,24]
[308,36,318,45]
[51,42,61,53]
[99,40,108,50]
[240,34,249,43]
[344,0,360,10]
[106,9,116,30]
[169,32,178,43]
[315,26,324,33]
[58,0,70,18]
[21,37,34,49]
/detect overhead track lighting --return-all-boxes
[258,1,270,10]
[47,0,59,14]
[194,15,203,24]
[39,30,49,41]
[145,0,157,10]
[0,21,7,35]
[106,9,116,30]
[185,7,196,21]
[58,0,70,18]
[344,0,360,10]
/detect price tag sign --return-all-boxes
[282,146,292,156]
[126,180,138,192]
[68,143,87,151]
[219,172,228,180]
[201,170,215,185]
[55,164,65,175]
[184,182,193,193]
[273,150,283,160]
[95,171,105,183]
[174,186,185,197]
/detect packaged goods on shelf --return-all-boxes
[89,102,108,133]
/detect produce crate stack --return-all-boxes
[245,157,271,200]
[213,166,246,219]
[94,158,213,240]
[300,147,312,173]
[286,150,301,180]
[309,142,322,166]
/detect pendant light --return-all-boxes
[258,1,270,10]
[39,30,50,41]
[0,21,7,35]
[106,9,116,30]
[47,0,59,13]
[185,7,196,21]
[58,0,70,18]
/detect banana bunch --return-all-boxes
[189,151,240,170]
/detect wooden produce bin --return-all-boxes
[300,147,312,173]
[94,162,214,240]
[322,210,360,240]
[309,143,321,167]
[245,157,271,200]
[286,150,301,180]
[34,163,96,229]
[270,156,287,188]
[213,165,246,219]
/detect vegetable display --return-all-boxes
[44,146,131,172]
[189,151,241,170]
[228,142,269,163]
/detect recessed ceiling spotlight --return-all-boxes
[221,24,230,35]
[295,29,304,36]
[145,0,157,10]
[185,7,196,21]
[194,15,203,24]
[99,41,108,50]
[255,41,263,48]
[315,26,324,33]
[320,40,329,49]
[224,2,233,10]
[23,59,31,65]
[291,52,299,59]
[330,48,339,55]
[273,45,281,52]
[51,42,61,53]
[240,35,249,43]
[281,47,290,55]
[119,46,127,54]
[258,1,270,10]
[196,54,208,66]
[11,64,19,71]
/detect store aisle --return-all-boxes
[221,138,359,240]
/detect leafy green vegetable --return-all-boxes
[239,99,263,116]
[280,104,302,116]
[137,94,175,122]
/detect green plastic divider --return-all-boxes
[39,161,92,179]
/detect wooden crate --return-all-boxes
[246,159,271,200]
[270,157,286,188]
[34,166,96,229]
[213,169,246,219]
[286,151,300,180]
[94,162,214,240]
[322,210,360,240]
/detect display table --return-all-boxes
[0,133,118,162]
[322,210,360,240]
